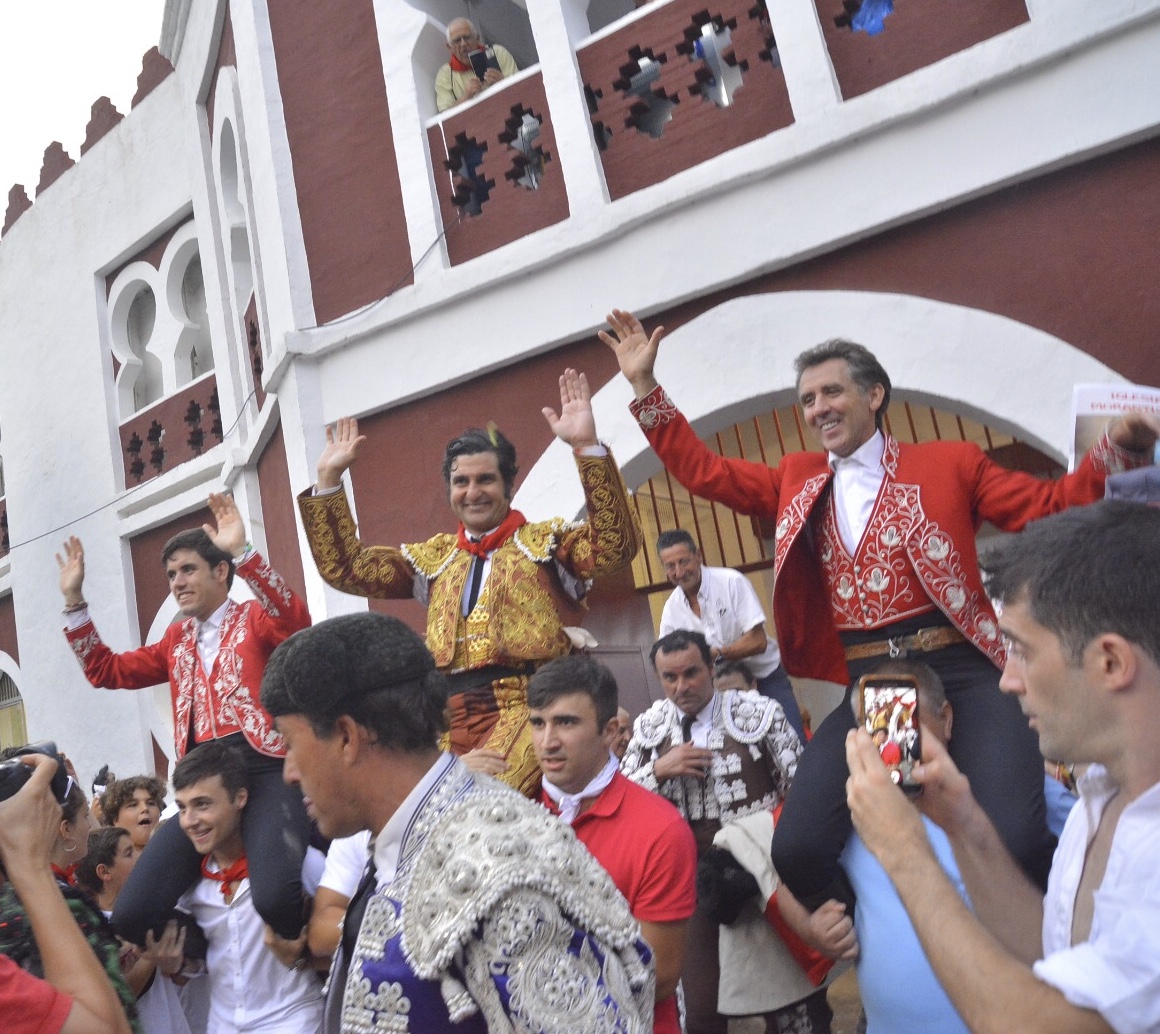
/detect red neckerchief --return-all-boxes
[51,863,78,887]
[200,855,249,901]
[456,509,527,558]
[448,52,475,73]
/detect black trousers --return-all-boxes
[771,636,1054,911]
[112,741,310,946]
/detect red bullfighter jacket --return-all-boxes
[631,385,1142,686]
[65,552,310,758]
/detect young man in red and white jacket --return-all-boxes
[59,492,311,947]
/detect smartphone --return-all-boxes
[855,674,922,795]
[469,48,501,81]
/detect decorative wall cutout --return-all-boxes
[499,109,551,190]
[678,13,747,107]
[835,0,895,35]
[119,378,223,486]
[426,73,569,266]
[106,221,214,422]
[615,49,678,138]
[816,0,1030,100]
[444,132,495,217]
[576,0,795,200]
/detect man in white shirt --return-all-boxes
[848,500,1160,1034]
[170,741,324,1034]
[656,528,803,738]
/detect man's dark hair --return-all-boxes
[527,655,620,728]
[794,339,892,430]
[651,629,713,670]
[75,827,131,897]
[441,428,519,498]
[714,659,756,686]
[655,528,697,555]
[981,500,1160,667]
[161,528,235,589]
[261,613,449,753]
[100,775,165,826]
[863,658,948,714]
[172,740,249,799]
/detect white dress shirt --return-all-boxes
[1033,765,1160,1032]
[829,430,887,553]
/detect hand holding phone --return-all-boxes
[855,675,922,795]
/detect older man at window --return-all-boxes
[435,19,518,112]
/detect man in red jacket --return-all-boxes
[601,308,1160,909]
[58,493,312,947]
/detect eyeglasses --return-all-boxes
[450,33,478,44]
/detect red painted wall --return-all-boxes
[266,0,412,323]
[0,593,19,665]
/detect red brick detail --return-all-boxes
[255,422,307,600]
[119,376,223,487]
[2,184,31,235]
[266,0,411,323]
[0,497,9,560]
[35,142,75,197]
[428,74,569,266]
[818,0,1029,100]
[81,96,125,155]
[0,589,18,665]
[131,46,175,108]
[577,0,793,201]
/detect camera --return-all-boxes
[0,741,73,805]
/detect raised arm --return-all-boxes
[203,492,248,557]
[297,422,417,601]
[545,367,643,579]
[541,368,600,449]
[315,417,367,492]
[56,536,86,608]
[0,756,133,1034]
[599,309,664,400]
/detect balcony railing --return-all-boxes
[118,373,223,486]
[427,70,569,266]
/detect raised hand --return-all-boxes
[1107,410,1160,455]
[56,536,86,605]
[541,368,599,449]
[598,309,665,399]
[317,417,367,491]
[203,493,247,559]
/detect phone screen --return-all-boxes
[858,676,922,794]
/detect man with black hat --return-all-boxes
[261,611,654,1034]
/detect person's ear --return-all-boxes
[600,715,619,749]
[1090,633,1137,692]
[96,862,113,885]
[234,787,249,811]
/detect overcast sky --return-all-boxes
[0,1,162,203]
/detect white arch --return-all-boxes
[514,291,1127,520]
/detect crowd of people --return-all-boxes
[1,305,1158,1034]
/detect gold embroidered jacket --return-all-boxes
[297,450,641,670]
